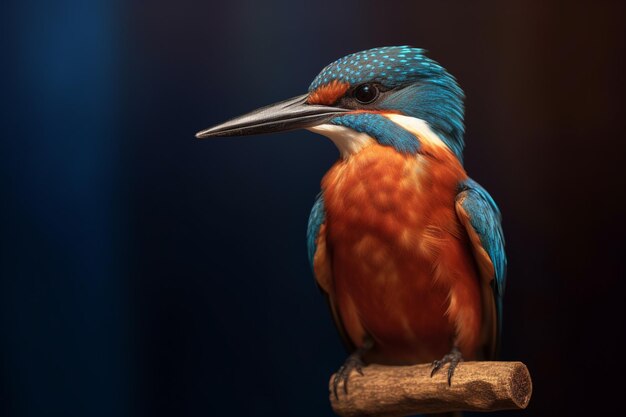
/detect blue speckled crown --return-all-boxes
[309,46,446,91]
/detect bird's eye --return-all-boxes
[353,84,379,104]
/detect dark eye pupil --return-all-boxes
[354,84,378,103]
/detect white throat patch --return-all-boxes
[307,124,375,158]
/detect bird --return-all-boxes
[196,46,506,397]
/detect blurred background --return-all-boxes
[2,0,625,416]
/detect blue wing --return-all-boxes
[307,193,326,269]
[455,178,507,357]
[306,193,355,352]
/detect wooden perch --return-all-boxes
[329,361,532,417]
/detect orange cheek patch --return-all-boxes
[307,80,350,105]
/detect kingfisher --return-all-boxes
[196,46,506,396]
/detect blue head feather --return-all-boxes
[309,46,465,160]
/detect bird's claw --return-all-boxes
[430,346,463,386]
[332,355,365,399]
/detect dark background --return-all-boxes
[2,1,625,416]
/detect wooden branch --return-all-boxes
[329,361,532,417]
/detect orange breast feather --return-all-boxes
[318,143,483,364]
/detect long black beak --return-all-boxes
[195,94,349,138]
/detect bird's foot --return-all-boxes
[332,352,366,399]
[430,346,463,386]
